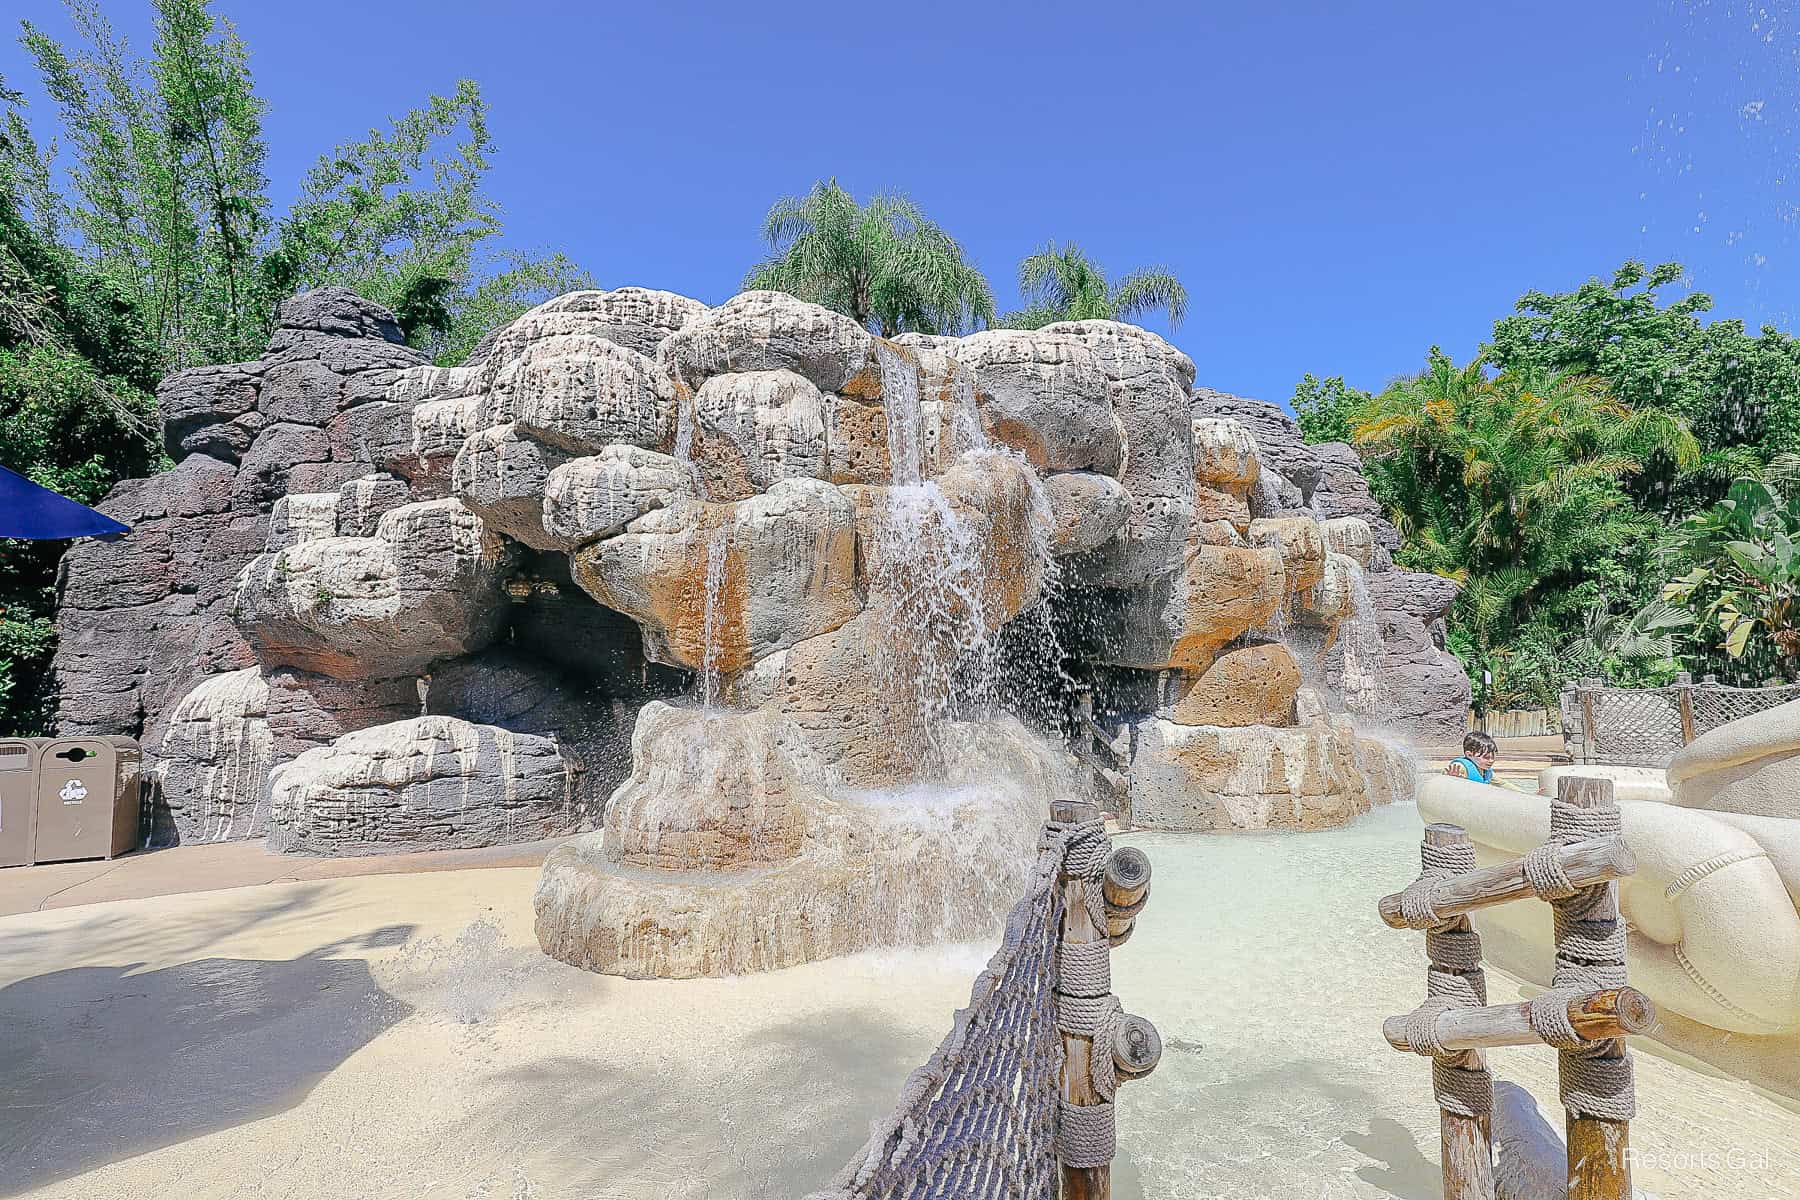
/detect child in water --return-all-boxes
[1445,731,1500,784]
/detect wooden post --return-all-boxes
[1675,673,1696,745]
[1052,799,1108,1200]
[1377,837,1634,928]
[1579,680,1598,764]
[1422,823,1495,1200]
[1383,988,1655,1053]
[1553,777,1632,1200]
[1102,847,1151,943]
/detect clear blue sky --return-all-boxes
[5,1,1796,405]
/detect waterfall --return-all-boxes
[672,383,706,499]
[1339,560,1385,717]
[878,342,925,486]
[700,524,729,707]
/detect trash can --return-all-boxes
[31,737,142,864]
[0,739,37,868]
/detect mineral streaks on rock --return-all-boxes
[572,478,860,675]
[533,702,1056,978]
[235,499,515,679]
[1130,716,1415,831]
[952,329,1125,474]
[157,667,274,843]
[659,290,877,395]
[267,716,579,855]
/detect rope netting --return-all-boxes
[1572,681,1800,766]
[805,823,1072,1200]
[1690,681,1800,734]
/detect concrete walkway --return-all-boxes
[0,837,560,918]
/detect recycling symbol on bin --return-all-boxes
[59,779,88,803]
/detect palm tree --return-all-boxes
[1354,350,1699,660]
[1000,241,1187,330]
[742,179,995,337]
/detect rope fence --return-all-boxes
[807,801,1158,1200]
[1560,674,1800,767]
[1379,775,1654,1200]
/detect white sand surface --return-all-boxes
[0,803,1793,1199]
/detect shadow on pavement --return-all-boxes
[0,927,415,1196]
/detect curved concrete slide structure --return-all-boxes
[1537,763,1672,803]
[1419,771,1800,1101]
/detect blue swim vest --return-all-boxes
[1451,755,1494,784]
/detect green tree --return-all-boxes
[1,79,163,732]
[1353,350,1698,705]
[9,1,587,368]
[1290,372,1370,444]
[1488,260,1800,509]
[744,178,995,337]
[1000,241,1186,330]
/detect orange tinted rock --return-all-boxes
[1170,643,1301,727]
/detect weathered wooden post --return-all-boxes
[1674,671,1696,745]
[1548,777,1636,1200]
[1381,790,1650,1200]
[1578,678,1600,763]
[1420,824,1495,1200]
[1050,799,1159,1200]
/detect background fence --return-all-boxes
[1560,674,1800,767]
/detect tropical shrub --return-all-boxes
[1661,477,1800,683]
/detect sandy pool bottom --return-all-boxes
[0,802,1793,1200]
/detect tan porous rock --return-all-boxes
[570,478,860,672]
[690,369,831,498]
[156,668,274,843]
[543,446,692,544]
[1043,470,1132,556]
[1049,321,1195,588]
[951,329,1124,475]
[1192,417,1261,488]
[511,334,674,455]
[604,705,825,869]
[451,423,574,550]
[1321,515,1375,569]
[1296,550,1361,628]
[268,715,581,855]
[532,703,1060,978]
[476,287,709,366]
[1169,643,1301,727]
[234,498,515,679]
[1248,514,1327,593]
[1129,716,1414,831]
[1167,543,1285,671]
[658,291,879,395]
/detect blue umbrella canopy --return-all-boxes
[0,464,130,540]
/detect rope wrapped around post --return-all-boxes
[1547,777,1638,1200]
[1049,800,1159,1200]
[1405,823,1495,1200]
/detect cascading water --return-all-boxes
[1339,559,1385,718]
[869,344,1015,766]
[699,524,729,708]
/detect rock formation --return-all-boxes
[51,284,1467,974]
